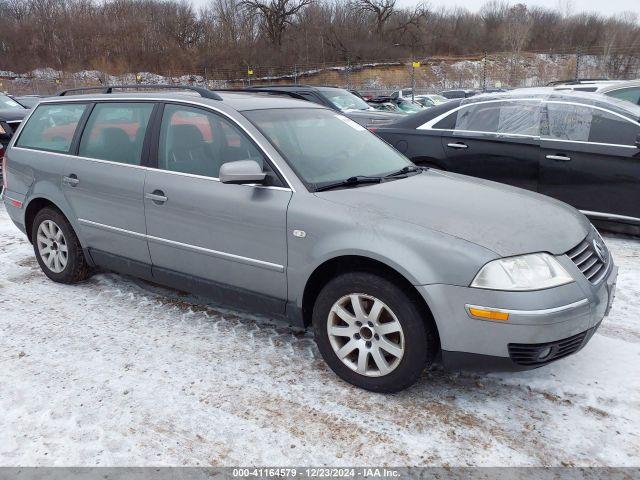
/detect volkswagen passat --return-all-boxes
[1,85,617,392]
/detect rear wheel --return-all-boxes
[313,272,437,392]
[32,207,91,284]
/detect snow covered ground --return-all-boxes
[0,203,639,467]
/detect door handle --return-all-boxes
[546,154,571,161]
[145,190,168,204]
[447,142,468,149]
[63,174,79,186]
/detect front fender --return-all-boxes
[286,193,497,309]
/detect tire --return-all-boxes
[313,271,437,393]
[32,207,91,284]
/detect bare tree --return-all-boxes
[240,0,312,46]
[355,0,396,39]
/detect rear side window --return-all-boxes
[16,103,87,153]
[79,103,155,165]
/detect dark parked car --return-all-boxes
[0,93,28,184]
[12,95,45,108]
[373,91,640,234]
[440,89,478,99]
[247,85,398,127]
[0,93,28,146]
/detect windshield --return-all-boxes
[0,94,25,110]
[319,88,372,112]
[397,102,423,113]
[244,108,412,189]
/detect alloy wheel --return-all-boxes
[327,293,405,377]
[36,220,68,273]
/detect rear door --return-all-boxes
[540,101,640,221]
[143,103,291,314]
[62,101,156,273]
[437,99,541,191]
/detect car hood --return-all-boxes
[315,170,590,257]
[0,108,28,121]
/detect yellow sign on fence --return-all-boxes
[412,61,421,68]
[247,69,254,76]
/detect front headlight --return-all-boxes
[471,253,573,291]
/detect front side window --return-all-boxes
[544,102,639,145]
[589,109,640,145]
[606,87,640,106]
[244,108,412,188]
[79,102,154,165]
[158,104,272,181]
[16,103,87,153]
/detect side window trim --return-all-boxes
[542,100,640,147]
[70,103,96,155]
[153,101,288,189]
[142,103,163,168]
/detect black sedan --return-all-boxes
[373,91,640,234]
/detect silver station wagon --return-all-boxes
[1,85,618,392]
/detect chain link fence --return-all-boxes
[2,51,640,97]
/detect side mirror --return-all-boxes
[219,160,266,185]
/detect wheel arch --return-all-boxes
[301,254,440,349]
[24,196,60,244]
[23,195,79,245]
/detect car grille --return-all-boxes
[565,229,609,285]
[508,323,599,367]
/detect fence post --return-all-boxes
[482,51,487,91]
[575,48,581,81]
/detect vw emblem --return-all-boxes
[593,239,606,263]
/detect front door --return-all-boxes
[63,101,156,271]
[540,101,640,221]
[143,103,292,314]
[438,99,541,191]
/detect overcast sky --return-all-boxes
[189,0,639,16]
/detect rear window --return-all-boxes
[16,103,87,153]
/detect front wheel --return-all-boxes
[313,272,437,392]
[32,207,91,284]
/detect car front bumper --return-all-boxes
[418,255,618,371]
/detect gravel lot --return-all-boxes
[1,203,639,467]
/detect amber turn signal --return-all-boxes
[468,307,509,321]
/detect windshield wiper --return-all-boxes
[384,165,423,178]
[315,176,383,192]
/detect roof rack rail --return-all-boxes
[546,78,611,86]
[216,88,308,101]
[57,84,223,101]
